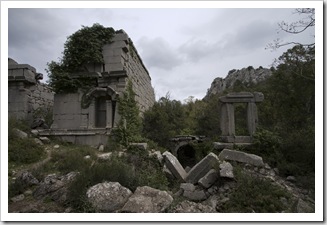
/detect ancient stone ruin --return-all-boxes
[215,92,264,149]
[41,30,155,146]
[8,58,54,125]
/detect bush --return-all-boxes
[50,145,96,174]
[9,138,45,164]
[221,167,291,213]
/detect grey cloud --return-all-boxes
[178,39,222,63]
[137,37,183,70]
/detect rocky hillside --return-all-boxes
[205,66,273,99]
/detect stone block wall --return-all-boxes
[102,30,155,113]
[8,58,54,124]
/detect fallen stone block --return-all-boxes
[218,149,264,167]
[162,151,187,181]
[198,169,219,188]
[219,161,234,179]
[186,152,220,184]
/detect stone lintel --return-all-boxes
[219,92,264,103]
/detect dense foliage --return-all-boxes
[143,44,315,182]
[47,23,115,93]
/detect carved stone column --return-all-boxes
[220,103,235,136]
[247,102,258,135]
[88,99,96,128]
[113,101,120,127]
[106,100,113,128]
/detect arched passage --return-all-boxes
[177,144,196,168]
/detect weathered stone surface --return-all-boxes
[33,172,78,204]
[198,169,219,188]
[149,150,163,164]
[205,67,272,98]
[186,152,220,184]
[183,189,207,201]
[13,128,28,139]
[16,171,39,186]
[218,149,264,167]
[180,183,196,192]
[86,182,132,212]
[98,144,104,151]
[97,152,112,161]
[39,136,51,144]
[53,144,60,149]
[219,161,234,179]
[11,194,25,203]
[171,200,216,213]
[162,151,187,181]
[31,129,39,136]
[121,186,173,213]
[34,138,44,145]
[162,164,174,180]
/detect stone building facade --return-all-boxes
[45,30,156,146]
[8,58,54,124]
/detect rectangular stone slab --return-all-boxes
[185,153,220,184]
[162,151,187,181]
[218,149,264,167]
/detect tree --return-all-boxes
[47,23,115,93]
[267,8,315,50]
[142,94,187,148]
[113,80,143,147]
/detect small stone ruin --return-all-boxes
[215,92,264,149]
[8,58,54,125]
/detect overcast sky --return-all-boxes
[7,5,315,101]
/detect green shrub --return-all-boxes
[9,138,45,164]
[221,168,291,213]
[50,146,96,174]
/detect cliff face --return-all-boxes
[205,67,272,99]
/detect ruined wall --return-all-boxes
[102,30,156,113]
[8,58,54,123]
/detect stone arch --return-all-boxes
[177,144,196,168]
[84,87,120,128]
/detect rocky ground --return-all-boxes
[8,137,315,213]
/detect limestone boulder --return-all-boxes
[171,200,216,213]
[218,149,264,167]
[121,186,173,213]
[86,182,132,212]
[186,152,220,184]
[219,161,234,179]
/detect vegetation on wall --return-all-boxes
[112,80,143,147]
[47,23,115,93]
